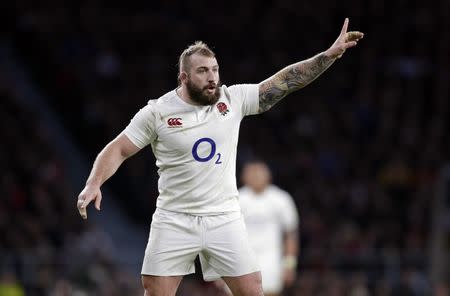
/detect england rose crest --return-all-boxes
[216,102,229,116]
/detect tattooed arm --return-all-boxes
[258,53,335,112]
[258,18,363,113]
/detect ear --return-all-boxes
[179,71,188,84]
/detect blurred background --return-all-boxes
[1,0,449,295]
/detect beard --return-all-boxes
[186,79,221,106]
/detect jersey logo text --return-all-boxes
[167,118,183,128]
[192,137,222,164]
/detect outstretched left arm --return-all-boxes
[258,18,363,113]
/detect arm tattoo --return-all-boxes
[258,53,335,113]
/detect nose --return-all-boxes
[207,70,216,82]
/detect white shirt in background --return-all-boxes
[239,184,299,293]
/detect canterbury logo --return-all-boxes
[167,118,183,127]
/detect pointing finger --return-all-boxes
[340,18,349,36]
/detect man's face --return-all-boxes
[184,54,221,105]
[242,163,272,193]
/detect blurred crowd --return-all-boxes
[3,0,450,295]
[0,72,142,295]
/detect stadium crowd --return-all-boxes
[0,70,142,295]
[2,0,449,295]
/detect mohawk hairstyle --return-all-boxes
[178,41,215,84]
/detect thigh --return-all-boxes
[200,212,259,281]
[142,209,201,276]
[141,275,183,296]
[222,272,264,296]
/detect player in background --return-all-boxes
[77,18,363,296]
[239,161,299,296]
[217,161,299,296]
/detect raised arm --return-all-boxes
[258,18,363,113]
[77,133,141,219]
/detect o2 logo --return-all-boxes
[192,138,222,164]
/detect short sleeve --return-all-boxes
[278,191,300,232]
[226,84,259,117]
[123,104,157,148]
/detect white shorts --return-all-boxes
[257,251,283,293]
[141,208,259,281]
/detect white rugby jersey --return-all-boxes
[123,84,259,214]
[239,185,299,264]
